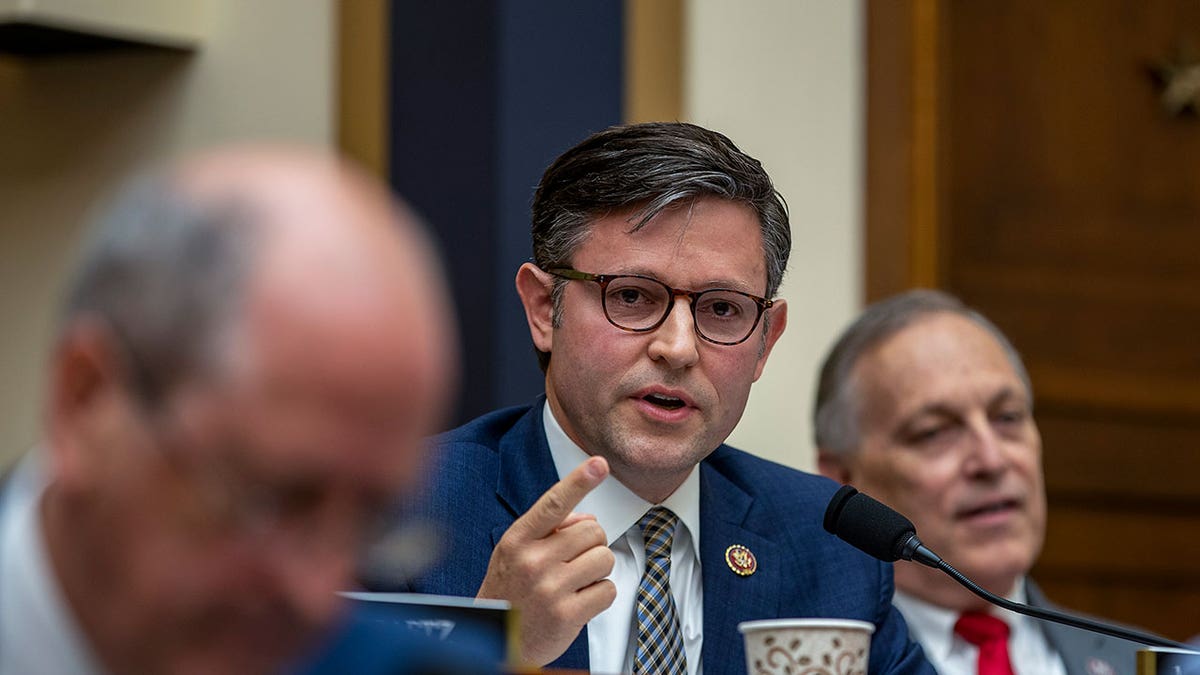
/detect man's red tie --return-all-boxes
[954,612,1016,675]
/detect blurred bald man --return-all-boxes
[0,147,458,675]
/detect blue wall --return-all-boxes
[389,1,624,425]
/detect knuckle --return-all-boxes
[516,551,544,579]
[599,579,617,604]
[540,490,569,518]
[580,520,605,545]
[597,547,616,573]
[496,529,521,551]
[528,578,552,602]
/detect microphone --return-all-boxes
[823,484,1193,651]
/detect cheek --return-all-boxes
[111,481,250,602]
[1012,442,1044,485]
[555,329,630,388]
[857,450,959,521]
[706,347,761,400]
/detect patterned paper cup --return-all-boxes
[738,618,875,675]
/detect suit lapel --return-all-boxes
[491,400,591,671]
[495,400,560,521]
[1026,579,1126,675]
[699,457,780,673]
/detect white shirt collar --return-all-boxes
[897,576,1027,643]
[542,400,701,559]
[0,452,106,675]
[893,588,962,662]
[893,581,1026,659]
[894,578,1067,675]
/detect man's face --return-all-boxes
[76,363,434,674]
[531,197,786,500]
[57,295,447,675]
[840,313,1046,601]
[43,150,456,675]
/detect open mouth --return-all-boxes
[958,499,1019,519]
[643,393,686,410]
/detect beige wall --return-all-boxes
[1,1,863,472]
[686,0,864,471]
[0,0,333,463]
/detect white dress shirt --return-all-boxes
[893,580,1067,675]
[544,402,703,675]
[0,453,106,675]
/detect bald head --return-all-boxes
[45,146,457,674]
[63,145,454,411]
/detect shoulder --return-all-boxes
[1027,578,1150,670]
[702,444,877,590]
[423,403,540,478]
[432,403,538,450]
[374,404,544,593]
[703,443,842,509]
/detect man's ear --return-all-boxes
[752,298,788,382]
[45,320,127,489]
[817,450,853,484]
[514,263,555,353]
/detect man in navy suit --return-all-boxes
[392,122,932,674]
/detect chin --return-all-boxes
[617,440,710,473]
[171,631,303,675]
[169,654,274,675]
[959,555,1033,595]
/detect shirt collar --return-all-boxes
[542,400,701,556]
[1,452,106,675]
[893,579,1027,660]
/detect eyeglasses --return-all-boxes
[546,267,774,346]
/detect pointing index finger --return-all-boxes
[513,456,608,540]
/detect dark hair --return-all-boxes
[60,174,259,409]
[529,121,791,371]
[813,289,1033,456]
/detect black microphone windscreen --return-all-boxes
[823,485,918,563]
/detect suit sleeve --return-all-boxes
[867,560,937,675]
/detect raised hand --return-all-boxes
[477,456,616,665]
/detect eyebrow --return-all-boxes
[899,385,1028,424]
[607,267,762,294]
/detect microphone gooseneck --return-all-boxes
[823,484,1192,651]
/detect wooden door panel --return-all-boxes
[868,0,1200,640]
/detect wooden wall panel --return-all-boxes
[337,0,387,176]
[624,0,682,123]
[1038,410,1200,503]
[867,0,1200,640]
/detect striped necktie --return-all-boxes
[633,506,687,675]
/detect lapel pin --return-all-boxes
[725,544,757,576]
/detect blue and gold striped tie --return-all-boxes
[634,506,687,675]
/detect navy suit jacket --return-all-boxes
[390,401,933,674]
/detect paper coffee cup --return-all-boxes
[738,618,875,675]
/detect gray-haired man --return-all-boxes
[0,146,457,674]
[815,289,1144,675]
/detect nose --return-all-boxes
[276,544,354,628]
[963,417,1009,478]
[647,297,700,369]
